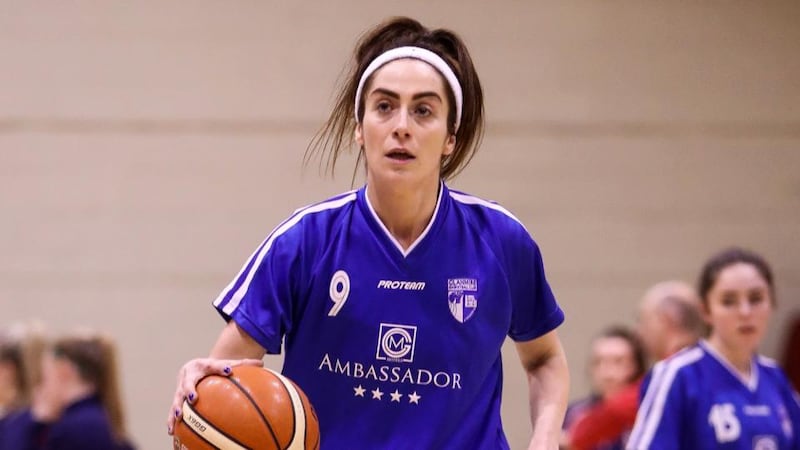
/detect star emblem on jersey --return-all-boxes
[390,390,402,402]
[447,278,478,323]
[353,386,421,404]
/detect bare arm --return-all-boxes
[210,320,268,359]
[167,321,266,434]
[515,329,570,450]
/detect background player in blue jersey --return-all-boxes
[627,248,800,450]
[1,330,135,450]
[166,16,570,449]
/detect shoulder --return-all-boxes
[280,190,358,234]
[55,400,109,428]
[448,188,526,229]
[447,188,534,245]
[757,354,784,375]
[757,354,795,389]
[264,190,359,248]
[646,346,707,394]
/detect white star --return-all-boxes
[390,390,402,402]
[408,391,421,404]
[371,387,384,400]
[354,385,365,397]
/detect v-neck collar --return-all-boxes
[700,340,759,392]
[362,181,445,259]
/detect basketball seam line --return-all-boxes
[227,374,283,449]
[182,401,250,450]
[273,374,298,448]
[302,394,320,450]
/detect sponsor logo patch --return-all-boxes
[448,278,478,323]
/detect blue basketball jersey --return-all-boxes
[627,341,800,450]
[213,183,564,449]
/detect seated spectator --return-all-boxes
[563,281,704,450]
[0,329,135,450]
[562,326,646,450]
[0,321,47,441]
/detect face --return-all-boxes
[38,351,71,402]
[636,303,668,360]
[355,58,455,189]
[0,360,19,396]
[704,262,773,354]
[589,336,637,398]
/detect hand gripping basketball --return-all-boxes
[169,363,320,450]
[167,358,263,435]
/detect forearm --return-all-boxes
[525,344,569,450]
[209,321,266,359]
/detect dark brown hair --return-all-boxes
[0,322,46,410]
[597,325,647,382]
[305,16,485,182]
[697,247,775,307]
[53,332,129,444]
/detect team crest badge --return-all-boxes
[448,278,478,323]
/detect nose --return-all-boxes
[392,109,410,139]
[739,301,753,316]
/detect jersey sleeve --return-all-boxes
[776,368,800,450]
[626,362,688,450]
[506,229,564,342]
[212,227,302,355]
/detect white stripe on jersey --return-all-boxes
[214,192,357,316]
[626,347,704,450]
[448,191,527,230]
[757,355,780,367]
[628,359,669,445]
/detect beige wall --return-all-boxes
[2,2,799,449]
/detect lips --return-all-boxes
[739,325,757,334]
[386,149,415,161]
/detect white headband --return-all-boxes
[354,46,463,132]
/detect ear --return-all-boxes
[443,134,456,156]
[700,302,713,327]
[354,123,364,148]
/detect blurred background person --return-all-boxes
[0,329,135,450]
[636,280,706,364]
[627,247,800,449]
[781,311,800,392]
[562,281,704,450]
[562,326,646,450]
[0,321,47,440]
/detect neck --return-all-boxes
[707,336,753,375]
[61,380,96,406]
[366,179,440,250]
[663,331,697,359]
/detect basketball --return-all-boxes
[172,366,320,450]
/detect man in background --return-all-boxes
[562,280,705,450]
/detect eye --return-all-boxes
[414,104,432,117]
[748,291,766,306]
[375,100,393,114]
[720,294,737,307]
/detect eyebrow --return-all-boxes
[368,87,443,103]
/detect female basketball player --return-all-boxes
[627,248,800,449]
[1,330,135,450]
[167,16,569,449]
[0,321,46,441]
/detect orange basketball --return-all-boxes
[172,366,320,450]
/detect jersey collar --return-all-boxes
[362,181,446,258]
